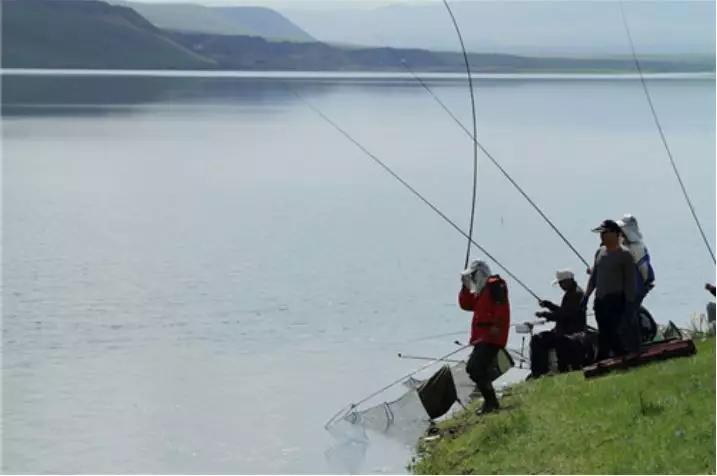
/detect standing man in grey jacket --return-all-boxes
[583,219,638,359]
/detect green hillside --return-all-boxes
[1,0,215,69]
[413,338,716,474]
[113,1,315,42]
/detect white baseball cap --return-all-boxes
[551,269,574,285]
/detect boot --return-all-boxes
[475,383,500,415]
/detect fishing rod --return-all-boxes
[397,353,463,364]
[618,0,715,264]
[399,60,590,269]
[400,318,565,344]
[453,339,530,366]
[400,347,529,366]
[324,341,473,428]
[400,330,467,344]
[292,89,540,301]
[441,0,480,270]
[369,31,590,268]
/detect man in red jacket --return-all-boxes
[459,260,511,414]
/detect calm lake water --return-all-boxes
[2,71,715,474]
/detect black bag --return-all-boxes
[486,347,515,381]
[417,365,458,419]
[638,306,658,343]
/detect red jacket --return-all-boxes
[458,275,510,347]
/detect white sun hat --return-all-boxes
[461,260,492,293]
[617,213,643,243]
[551,269,575,285]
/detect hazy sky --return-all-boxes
[118,0,715,56]
[124,0,713,5]
[125,0,397,5]
[127,0,636,5]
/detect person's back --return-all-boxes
[618,214,655,302]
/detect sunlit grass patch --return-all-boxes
[412,338,715,474]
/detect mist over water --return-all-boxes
[2,73,715,473]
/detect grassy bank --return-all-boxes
[412,338,715,474]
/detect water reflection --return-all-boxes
[5,72,710,117]
[1,75,338,116]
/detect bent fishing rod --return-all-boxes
[618,1,715,264]
[442,0,480,270]
[370,34,590,269]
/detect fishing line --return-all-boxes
[370,30,590,268]
[441,0,480,270]
[400,59,590,268]
[291,89,540,301]
[618,0,715,264]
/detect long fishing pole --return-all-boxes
[397,353,463,364]
[453,340,530,366]
[399,319,560,345]
[618,0,715,264]
[400,349,529,366]
[325,341,473,428]
[441,0,480,270]
[400,330,467,344]
[292,90,540,301]
[370,24,589,268]
[396,57,590,268]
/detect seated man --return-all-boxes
[530,270,587,378]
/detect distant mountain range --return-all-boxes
[2,0,715,73]
[278,1,716,58]
[111,1,315,42]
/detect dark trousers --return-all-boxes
[530,331,586,377]
[621,303,641,354]
[595,294,639,359]
[466,343,500,409]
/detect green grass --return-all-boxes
[412,338,716,475]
